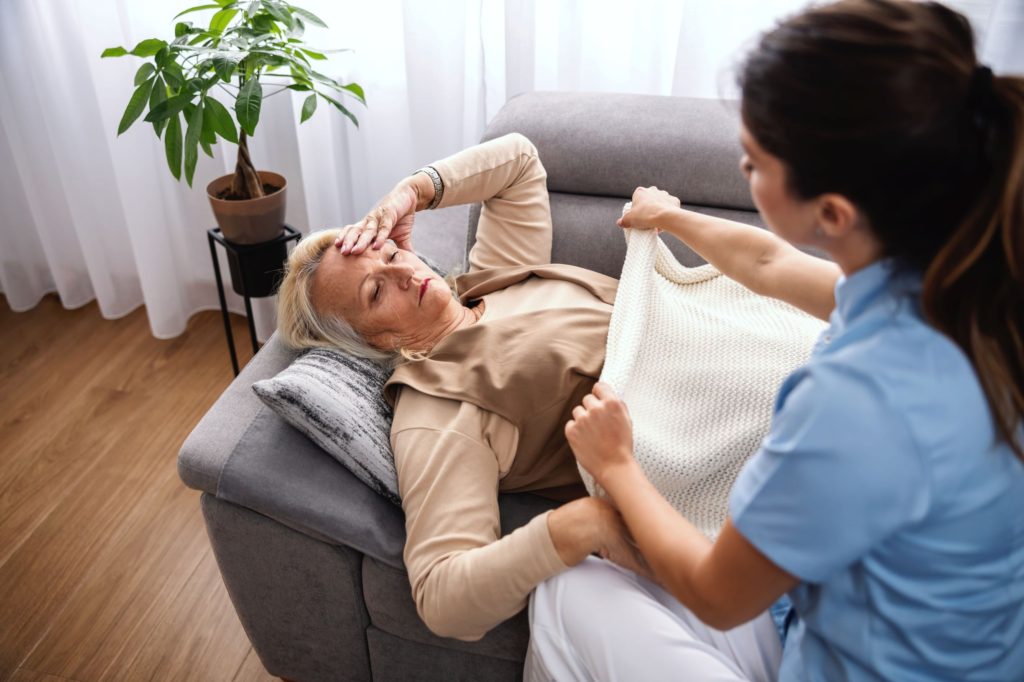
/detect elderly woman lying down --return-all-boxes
[275,132,833,641]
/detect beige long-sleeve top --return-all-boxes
[391,134,613,640]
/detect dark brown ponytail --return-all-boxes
[739,0,1024,460]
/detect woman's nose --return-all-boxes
[388,264,416,289]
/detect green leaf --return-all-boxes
[319,92,358,128]
[261,0,293,30]
[214,0,235,6]
[184,77,207,94]
[184,103,204,186]
[201,140,214,158]
[299,48,326,61]
[174,22,192,38]
[340,82,365,104]
[162,64,185,90]
[204,96,238,143]
[133,63,156,86]
[173,3,221,20]
[235,78,262,136]
[164,113,183,180]
[145,93,193,123]
[287,83,311,91]
[130,39,166,57]
[213,56,238,82]
[149,75,168,136]
[200,102,217,146]
[251,14,276,35]
[309,69,344,91]
[300,93,316,123]
[246,0,260,18]
[154,46,171,68]
[209,8,238,34]
[101,46,128,58]
[289,6,327,28]
[117,78,156,135]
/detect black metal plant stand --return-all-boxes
[208,225,301,376]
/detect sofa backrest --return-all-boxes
[466,91,764,277]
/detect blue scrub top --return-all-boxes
[730,259,1024,681]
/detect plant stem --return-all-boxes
[230,130,265,199]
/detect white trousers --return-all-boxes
[525,557,782,682]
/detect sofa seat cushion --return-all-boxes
[361,492,558,662]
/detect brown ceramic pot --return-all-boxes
[206,170,287,244]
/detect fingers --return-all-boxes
[335,202,397,255]
[592,382,617,400]
[336,225,362,254]
[352,218,379,254]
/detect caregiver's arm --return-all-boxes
[603,462,797,630]
[567,383,799,630]
[622,188,840,321]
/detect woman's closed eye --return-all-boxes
[371,251,401,302]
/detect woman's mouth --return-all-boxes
[418,278,431,305]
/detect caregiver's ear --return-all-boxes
[814,193,861,238]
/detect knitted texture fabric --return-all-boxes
[581,219,827,539]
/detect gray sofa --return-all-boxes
[177,91,764,682]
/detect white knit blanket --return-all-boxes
[581,218,826,539]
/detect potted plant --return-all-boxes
[102,0,364,295]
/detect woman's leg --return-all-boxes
[526,557,782,682]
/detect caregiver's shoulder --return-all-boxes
[823,304,996,453]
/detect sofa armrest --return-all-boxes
[178,333,298,495]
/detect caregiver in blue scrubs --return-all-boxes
[526,1,1024,680]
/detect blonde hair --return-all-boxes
[276,229,399,364]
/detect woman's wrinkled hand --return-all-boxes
[618,186,681,230]
[336,179,418,255]
[565,382,635,486]
[591,498,655,581]
[548,497,653,580]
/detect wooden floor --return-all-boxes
[0,294,277,682]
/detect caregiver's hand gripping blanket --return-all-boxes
[581,206,827,539]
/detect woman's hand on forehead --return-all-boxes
[336,182,418,255]
[334,225,399,258]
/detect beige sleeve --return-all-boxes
[391,388,567,641]
[429,132,552,271]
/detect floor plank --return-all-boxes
[233,648,277,682]
[0,294,258,682]
[109,549,253,682]
[6,668,75,682]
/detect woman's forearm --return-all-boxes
[405,170,437,212]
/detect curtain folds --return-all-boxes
[0,0,1018,340]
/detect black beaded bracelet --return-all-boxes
[415,166,444,210]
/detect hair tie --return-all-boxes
[968,64,996,130]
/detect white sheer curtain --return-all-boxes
[0,0,1019,340]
